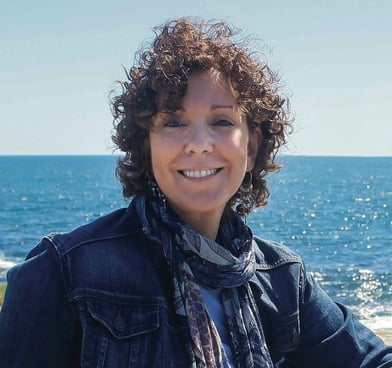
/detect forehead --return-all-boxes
[182,70,238,107]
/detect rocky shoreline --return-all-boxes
[378,332,392,345]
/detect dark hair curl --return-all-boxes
[111,17,293,215]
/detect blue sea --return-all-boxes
[0,155,391,332]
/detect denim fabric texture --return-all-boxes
[0,197,391,367]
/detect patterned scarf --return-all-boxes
[136,196,273,368]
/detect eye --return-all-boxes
[162,120,186,128]
[212,118,235,127]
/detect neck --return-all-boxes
[172,208,224,240]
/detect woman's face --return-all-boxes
[149,70,259,238]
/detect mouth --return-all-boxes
[180,168,222,178]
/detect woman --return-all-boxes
[0,18,391,368]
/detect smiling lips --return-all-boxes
[181,168,221,178]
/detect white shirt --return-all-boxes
[199,286,235,367]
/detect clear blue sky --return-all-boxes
[1,0,391,156]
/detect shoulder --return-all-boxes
[22,199,162,297]
[252,236,303,270]
[40,202,141,257]
[23,200,145,278]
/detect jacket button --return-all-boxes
[291,331,300,346]
[114,315,127,332]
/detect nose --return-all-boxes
[184,123,213,155]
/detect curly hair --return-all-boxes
[111,17,292,216]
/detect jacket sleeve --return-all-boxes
[285,271,392,368]
[0,239,80,367]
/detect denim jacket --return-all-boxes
[0,199,391,367]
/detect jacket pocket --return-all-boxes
[267,312,301,353]
[87,299,160,339]
[81,297,162,368]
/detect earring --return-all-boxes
[148,177,167,210]
[242,171,253,194]
[237,171,253,217]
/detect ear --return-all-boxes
[246,126,262,171]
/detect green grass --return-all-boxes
[0,283,6,307]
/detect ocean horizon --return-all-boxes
[1,154,391,333]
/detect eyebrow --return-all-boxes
[159,104,236,116]
[210,104,235,111]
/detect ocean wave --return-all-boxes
[358,303,392,332]
[0,258,16,270]
[362,316,392,333]
[0,257,17,280]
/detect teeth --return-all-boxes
[182,169,218,178]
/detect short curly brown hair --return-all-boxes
[111,17,292,215]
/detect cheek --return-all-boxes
[149,136,173,181]
[232,131,250,158]
[149,135,161,174]
[150,147,163,173]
